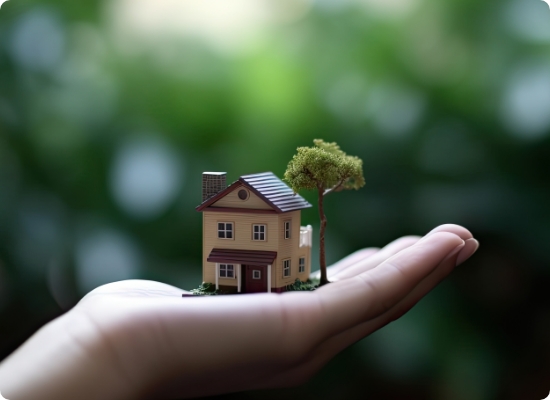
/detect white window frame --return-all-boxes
[299,257,305,273]
[218,222,234,239]
[219,264,235,279]
[283,259,291,278]
[252,270,261,279]
[252,224,267,241]
[284,220,291,239]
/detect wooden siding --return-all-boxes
[211,185,273,210]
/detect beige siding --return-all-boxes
[211,185,273,210]
[297,252,310,279]
[273,211,308,288]
[202,211,279,285]
[202,209,312,291]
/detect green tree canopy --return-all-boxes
[284,139,365,194]
[285,139,365,285]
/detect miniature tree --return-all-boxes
[284,139,365,286]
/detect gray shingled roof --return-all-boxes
[239,172,312,213]
[196,172,312,213]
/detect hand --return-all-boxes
[0,224,478,400]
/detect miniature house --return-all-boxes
[196,172,313,293]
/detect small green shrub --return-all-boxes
[190,282,228,296]
[285,278,319,292]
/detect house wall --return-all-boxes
[202,209,312,290]
[210,185,273,210]
[274,210,310,288]
[202,211,279,286]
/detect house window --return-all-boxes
[284,221,291,239]
[218,222,233,239]
[219,264,235,278]
[283,259,291,277]
[299,257,305,273]
[252,270,261,279]
[253,224,266,241]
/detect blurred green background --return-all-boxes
[1,0,549,399]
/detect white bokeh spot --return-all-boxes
[500,62,550,139]
[502,0,550,42]
[9,9,65,73]
[110,137,183,219]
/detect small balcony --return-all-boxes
[300,225,313,248]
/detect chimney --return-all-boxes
[202,172,227,202]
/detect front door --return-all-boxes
[243,265,268,293]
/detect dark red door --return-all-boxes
[243,265,267,293]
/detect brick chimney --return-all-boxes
[202,172,227,202]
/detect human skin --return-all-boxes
[0,224,478,400]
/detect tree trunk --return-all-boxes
[318,186,329,286]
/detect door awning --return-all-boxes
[207,248,277,266]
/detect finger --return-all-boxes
[311,232,464,344]
[329,235,421,281]
[329,224,472,282]
[310,248,379,280]
[327,248,379,275]
[426,224,473,241]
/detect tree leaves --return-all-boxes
[284,139,365,195]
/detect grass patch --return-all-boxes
[189,282,228,296]
[285,278,320,291]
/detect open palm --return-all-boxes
[0,224,478,400]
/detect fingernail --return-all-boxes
[456,238,479,266]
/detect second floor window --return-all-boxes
[218,222,233,239]
[284,221,291,239]
[253,224,266,241]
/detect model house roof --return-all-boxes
[196,172,312,213]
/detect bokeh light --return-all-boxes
[9,8,65,73]
[110,136,183,219]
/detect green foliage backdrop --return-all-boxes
[1,0,549,399]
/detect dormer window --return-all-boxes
[218,222,234,239]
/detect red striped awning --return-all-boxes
[207,248,277,266]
